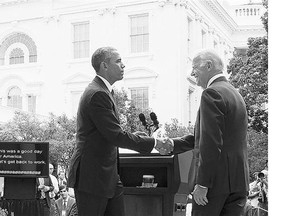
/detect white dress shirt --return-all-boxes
[49,174,59,198]
[207,74,226,88]
[96,75,113,93]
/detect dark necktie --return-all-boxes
[63,200,67,210]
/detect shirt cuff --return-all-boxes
[170,139,174,148]
[198,184,208,189]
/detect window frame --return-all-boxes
[72,21,90,59]
[7,86,22,109]
[9,47,25,65]
[129,13,149,53]
[129,87,149,111]
[27,94,36,113]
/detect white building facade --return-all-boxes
[0,0,266,126]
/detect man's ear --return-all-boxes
[101,61,108,70]
[206,60,213,70]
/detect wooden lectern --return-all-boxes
[120,150,195,216]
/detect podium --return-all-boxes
[119,150,194,216]
[0,142,49,216]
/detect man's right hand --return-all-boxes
[155,138,174,155]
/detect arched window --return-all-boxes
[9,48,24,64]
[7,86,22,109]
[0,32,37,66]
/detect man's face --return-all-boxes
[60,188,68,199]
[49,165,54,175]
[106,51,125,84]
[191,58,209,89]
[59,173,65,180]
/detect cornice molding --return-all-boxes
[0,0,28,7]
[195,14,204,23]
[199,0,237,34]
[97,7,117,16]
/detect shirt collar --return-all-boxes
[96,75,113,93]
[207,74,226,88]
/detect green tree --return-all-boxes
[45,114,76,171]
[261,0,268,33]
[0,111,76,172]
[227,0,268,179]
[247,128,268,180]
[114,88,153,134]
[164,119,194,138]
[0,111,46,142]
[227,2,268,134]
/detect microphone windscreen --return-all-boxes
[150,112,157,121]
[139,113,145,121]
[139,113,147,126]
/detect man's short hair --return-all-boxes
[193,49,224,72]
[91,47,117,72]
[59,185,67,191]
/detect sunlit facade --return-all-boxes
[0,0,266,125]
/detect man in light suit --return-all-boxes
[67,47,156,216]
[159,49,249,216]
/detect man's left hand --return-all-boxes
[192,184,208,206]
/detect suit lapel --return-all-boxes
[93,76,119,121]
[66,197,72,212]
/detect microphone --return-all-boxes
[139,113,147,127]
[150,112,159,127]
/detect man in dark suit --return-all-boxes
[157,49,249,216]
[67,47,156,216]
[55,185,78,216]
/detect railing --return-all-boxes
[235,7,261,17]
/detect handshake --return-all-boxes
[154,137,173,155]
[134,128,173,155]
[153,128,174,155]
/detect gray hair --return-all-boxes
[193,49,224,72]
[91,46,117,72]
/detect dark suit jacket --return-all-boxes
[36,177,54,207]
[67,76,155,198]
[55,196,77,216]
[173,77,249,196]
